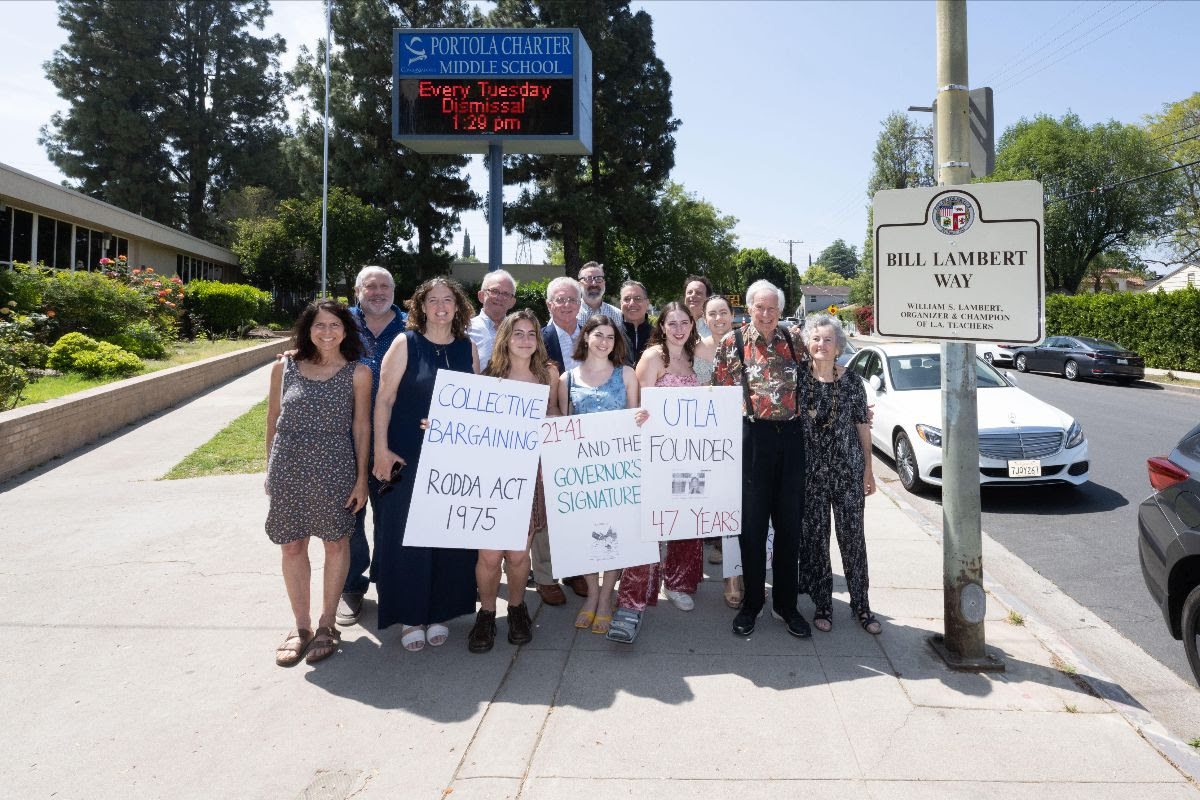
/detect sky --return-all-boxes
[2,0,1197,271]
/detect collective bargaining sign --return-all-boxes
[639,386,742,542]
[403,372,547,551]
[873,180,1045,343]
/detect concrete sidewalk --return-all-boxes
[2,363,1199,799]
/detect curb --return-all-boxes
[875,479,1200,784]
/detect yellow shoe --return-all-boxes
[574,610,596,629]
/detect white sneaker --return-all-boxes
[665,590,695,611]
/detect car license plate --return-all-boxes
[1117,358,1128,364]
[1008,459,1042,478]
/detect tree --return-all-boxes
[1146,93,1200,267]
[231,215,312,294]
[848,270,874,308]
[814,239,860,278]
[605,183,739,301]
[798,264,850,287]
[42,0,289,239]
[867,111,934,196]
[986,113,1179,293]
[734,248,798,311]
[291,0,482,283]
[491,0,679,273]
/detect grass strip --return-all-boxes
[162,399,268,479]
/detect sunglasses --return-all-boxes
[378,461,405,496]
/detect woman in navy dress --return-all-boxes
[372,277,481,652]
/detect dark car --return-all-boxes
[1138,423,1200,684]
[836,338,859,367]
[1013,335,1145,384]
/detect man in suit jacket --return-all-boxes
[542,276,584,373]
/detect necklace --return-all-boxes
[806,366,838,428]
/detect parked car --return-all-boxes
[845,343,1090,493]
[1137,423,1200,684]
[837,338,859,367]
[977,342,1022,367]
[1012,336,1145,384]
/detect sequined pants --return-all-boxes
[616,539,704,611]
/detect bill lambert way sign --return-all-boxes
[873,181,1044,343]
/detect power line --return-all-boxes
[1151,118,1200,142]
[995,2,1162,94]
[981,0,1106,87]
[1048,157,1200,204]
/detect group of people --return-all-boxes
[263,262,879,667]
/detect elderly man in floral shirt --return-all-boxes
[712,279,811,639]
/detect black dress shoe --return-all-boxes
[468,609,497,653]
[771,608,812,639]
[507,602,533,645]
[733,607,761,636]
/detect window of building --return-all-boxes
[36,215,56,267]
[12,209,32,264]
[1189,271,1196,288]
[75,226,90,270]
[55,221,73,269]
[0,206,11,267]
[116,237,128,258]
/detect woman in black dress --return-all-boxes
[372,278,481,652]
[798,313,881,634]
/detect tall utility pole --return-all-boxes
[319,0,331,298]
[779,238,803,266]
[930,0,1002,671]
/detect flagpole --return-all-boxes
[320,0,331,298]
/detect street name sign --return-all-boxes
[873,180,1044,343]
[393,28,592,155]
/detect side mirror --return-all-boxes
[868,375,884,393]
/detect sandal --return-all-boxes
[813,608,833,633]
[574,610,596,629]
[605,608,642,644]
[426,623,449,647]
[275,628,314,667]
[306,626,341,664]
[401,625,426,652]
[590,614,613,635]
[857,611,882,635]
[723,576,743,609]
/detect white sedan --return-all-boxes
[846,343,1090,493]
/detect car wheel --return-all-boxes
[894,431,928,493]
[1181,585,1200,686]
[1064,359,1079,381]
[983,352,994,363]
[1015,354,1028,372]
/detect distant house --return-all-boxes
[1145,263,1200,293]
[0,161,238,283]
[798,284,851,315]
[1080,268,1148,293]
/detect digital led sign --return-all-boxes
[393,28,591,155]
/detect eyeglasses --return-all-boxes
[621,295,648,304]
[485,288,515,299]
[580,276,606,284]
[378,461,405,496]
[550,296,581,306]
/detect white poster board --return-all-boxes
[540,408,660,577]
[873,180,1044,343]
[639,386,743,541]
[403,371,548,550]
[722,527,774,580]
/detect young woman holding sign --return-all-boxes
[467,309,562,653]
[695,294,745,609]
[372,278,481,653]
[555,315,640,634]
[607,303,705,644]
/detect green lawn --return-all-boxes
[162,399,268,479]
[17,338,267,407]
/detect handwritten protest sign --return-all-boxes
[639,386,742,541]
[722,528,774,579]
[404,371,548,550]
[540,408,659,578]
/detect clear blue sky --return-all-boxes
[3,0,1196,270]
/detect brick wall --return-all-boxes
[0,337,290,484]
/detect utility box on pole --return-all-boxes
[930,87,995,179]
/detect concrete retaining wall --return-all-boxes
[0,337,289,483]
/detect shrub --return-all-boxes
[1045,287,1200,371]
[71,342,143,377]
[47,332,101,372]
[41,269,150,339]
[183,280,273,335]
[0,306,38,409]
[513,277,551,323]
[105,320,169,359]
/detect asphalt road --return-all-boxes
[870,369,1200,684]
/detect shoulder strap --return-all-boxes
[779,325,803,410]
[733,326,755,421]
[566,368,575,415]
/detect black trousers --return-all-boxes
[739,418,805,615]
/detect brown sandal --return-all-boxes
[305,626,341,664]
[275,628,315,667]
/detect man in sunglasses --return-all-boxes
[468,269,518,371]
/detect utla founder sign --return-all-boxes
[873,180,1044,343]
[393,28,592,155]
[403,371,548,551]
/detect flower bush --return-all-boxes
[0,302,41,409]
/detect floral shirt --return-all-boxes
[712,324,807,421]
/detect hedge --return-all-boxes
[183,280,273,335]
[1045,287,1200,371]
